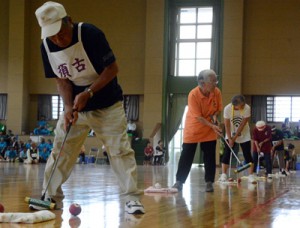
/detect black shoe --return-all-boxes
[281,170,287,176]
[205,182,214,192]
[172,181,183,191]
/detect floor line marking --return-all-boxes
[221,189,289,227]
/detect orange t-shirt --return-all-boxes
[183,86,222,143]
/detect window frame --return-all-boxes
[166,0,223,94]
[266,95,300,123]
[173,7,214,77]
[51,95,64,120]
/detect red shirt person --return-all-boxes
[252,121,273,178]
[143,141,154,166]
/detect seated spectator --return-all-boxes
[18,140,27,162]
[1,131,10,147]
[10,136,19,151]
[6,129,14,138]
[154,140,166,166]
[39,147,50,163]
[25,139,32,150]
[102,145,110,165]
[0,137,7,159]
[4,146,17,162]
[46,139,53,153]
[33,115,50,135]
[19,140,25,151]
[78,145,86,164]
[281,123,292,138]
[143,141,154,166]
[5,129,14,145]
[24,142,39,164]
[127,120,138,139]
[38,137,47,150]
[19,149,27,163]
[103,151,109,164]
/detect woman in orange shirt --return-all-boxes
[172,69,222,192]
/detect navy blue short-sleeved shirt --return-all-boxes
[40,23,123,111]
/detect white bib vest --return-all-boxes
[43,23,98,86]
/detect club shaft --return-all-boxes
[219,133,241,163]
[42,124,72,200]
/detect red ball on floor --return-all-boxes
[0,203,4,213]
[69,203,81,216]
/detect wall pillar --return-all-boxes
[6,0,27,134]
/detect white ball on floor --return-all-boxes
[154,183,161,189]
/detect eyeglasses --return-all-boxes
[207,80,219,85]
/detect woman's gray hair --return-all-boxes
[231,95,246,106]
[197,69,217,86]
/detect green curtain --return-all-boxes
[166,93,187,162]
[0,94,7,120]
[38,95,53,120]
[251,96,267,123]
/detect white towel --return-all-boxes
[0,211,55,223]
[144,186,178,193]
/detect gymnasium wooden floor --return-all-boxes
[0,162,300,228]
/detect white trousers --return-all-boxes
[42,102,138,202]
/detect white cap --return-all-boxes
[35,1,67,39]
[256,120,266,131]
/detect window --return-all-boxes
[48,95,138,121]
[174,7,213,76]
[51,95,64,120]
[267,96,300,122]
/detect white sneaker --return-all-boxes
[125,200,145,214]
[218,173,227,182]
[248,174,257,184]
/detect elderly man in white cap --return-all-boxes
[33,1,144,214]
[252,121,273,179]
